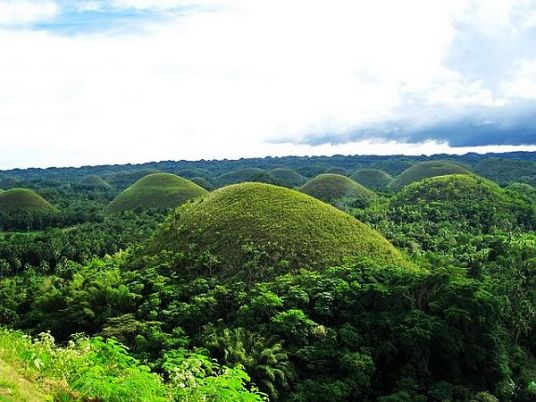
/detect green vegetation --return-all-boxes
[299,174,377,208]
[350,168,393,191]
[324,167,347,175]
[150,183,408,280]
[0,328,264,401]
[0,153,535,401]
[216,168,275,186]
[190,176,214,190]
[389,161,470,190]
[474,158,536,185]
[0,189,56,214]
[78,174,111,190]
[268,168,306,188]
[106,173,207,213]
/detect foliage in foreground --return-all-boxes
[0,328,266,402]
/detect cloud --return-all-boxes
[0,0,58,25]
[0,0,535,169]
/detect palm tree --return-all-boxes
[206,327,295,400]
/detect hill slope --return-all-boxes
[388,174,519,232]
[0,189,56,213]
[106,173,207,213]
[150,183,409,280]
[299,174,377,206]
[350,169,393,191]
[78,174,111,190]
[389,161,470,190]
[216,168,275,186]
[269,167,307,187]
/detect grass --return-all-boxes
[190,176,214,190]
[350,169,393,191]
[78,174,111,190]
[390,174,506,205]
[106,173,208,213]
[215,168,274,186]
[151,183,411,279]
[299,174,377,206]
[0,189,56,213]
[269,168,306,188]
[0,360,51,402]
[389,161,470,190]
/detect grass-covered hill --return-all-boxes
[387,174,523,234]
[106,173,207,213]
[0,188,56,213]
[150,182,409,280]
[474,158,536,185]
[190,176,214,190]
[325,166,347,175]
[299,174,377,207]
[78,174,111,190]
[389,161,470,190]
[350,168,393,191]
[215,168,275,186]
[269,167,307,187]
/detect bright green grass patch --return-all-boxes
[350,168,393,191]
[0,360,51,402]
[389,161,470,190]
[150,183,411,280]
[106,173,208,213]
[0,189,56,214]
[299,174,377,207]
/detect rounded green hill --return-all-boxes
[389,161,470,190]
[0,188,56,213]
[190,176,214,190]
[216,168,275,186]
[79,175,111,190]
[350,169,393,191]
[269,167,307,187]
[325,167,348,175]
[299,174,376,206]
[150,183,409,280]
[106,173,208,213]
[388,174,518,232]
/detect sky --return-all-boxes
[0,0,535,169]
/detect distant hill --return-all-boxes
[389,161,470,190]
[325,167,348,175]
[269,167,307,187]
[78,175,111,190]
[216,168,275,186]
[106,173,207,213]
[388,174,523,233]
[300,174,377,207]
[350,169,393,191]
[0,188,56,213]
[474,158,536,185]
[149,183,411,280]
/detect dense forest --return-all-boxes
[0,152,534,401]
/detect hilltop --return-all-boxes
[0,189,56,213]
[269,167,307,187]
[106,173,207,213]
[215,168,275,186]
[78,174,111,190]
[149,182,409,280]
[299,174,377,207]
[389,161,470,190]
[350,168,393,191]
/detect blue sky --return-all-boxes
[0,0,535,169]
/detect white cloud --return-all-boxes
[502,58,536,99]
[0,0,534,169]
[0,0,58,25]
